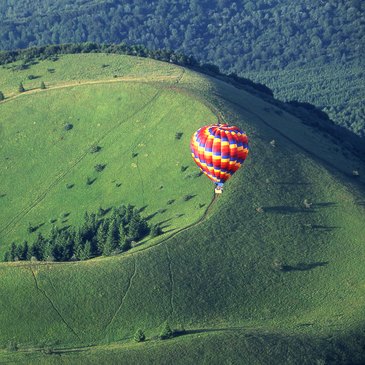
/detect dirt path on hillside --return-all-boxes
[0,74,181,104]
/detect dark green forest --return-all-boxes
[0,0,364,135]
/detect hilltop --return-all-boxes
[0,0,364,137]
[0,53,364,364]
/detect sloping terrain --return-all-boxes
[1,0,364,136]
[0,54,364,364]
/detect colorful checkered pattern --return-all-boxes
[190,123,249,185]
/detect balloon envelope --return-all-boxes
[190,123,249,186]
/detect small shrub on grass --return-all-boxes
[175,132,183,140]
[132,152,138,158]
[27,74,37,80]
[150,224,163,238]
[64,123,73,131]
[134,329,146,343]
[66,183,74,189]
[7,341,18,352]
[86,177,96,185]
[160,321,174,340]
[180,165,188,172]
[18,82,25,93]
[40,81,46,89]
[0,91,4,101]
[27,223,36,233]
[303,199,312,209]
[90,145,101,153]
[167,199,175,205]
[94,164,106,172]
[182,194,193,201]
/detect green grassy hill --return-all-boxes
[0,54,364,364]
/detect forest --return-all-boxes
[3,204,159,262]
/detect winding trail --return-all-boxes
[0,77,178,237]
[103,257,137,335]
[165,245,175,318]
[0,69,187,237]
[28,265,81,340]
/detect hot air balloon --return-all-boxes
[190,123,249,193]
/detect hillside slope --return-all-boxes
[0,54,365,364]
[0,0,364,136]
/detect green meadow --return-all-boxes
[0,54,364,364]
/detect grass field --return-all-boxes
[0,54,364,364]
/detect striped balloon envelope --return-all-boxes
[190,123,249,188]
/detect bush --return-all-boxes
[175,132,183,140]
[0,91,4,101]
[27,223,36,233]
[182,194,193,201]
[134,329,146,342]
[66,183,74,189]
[64,123,73,131]
[160,321,174,340]
[90,145,101,153]
[7,341,18,352]
[150,224,162,238]
[18,82,25,92]
[86,177,96,185]
[94,164,106,172]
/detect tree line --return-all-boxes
[0,0,362,71]
[3,204,162,262]
[0,42,273,97]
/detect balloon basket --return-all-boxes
[214,186,223,194]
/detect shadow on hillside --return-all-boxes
[280,261,328,272]
[310,225,339,231]
[59,225,71,232]
[263,206,314,214]
[274,181,312,186]
[137,205,148,213]
[174,327,243,337]
[312,202,337,208]
[145,212,158,220]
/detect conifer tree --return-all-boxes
[10,242,17,261]
[134,329,146,342]
[81,240,92,260]
[160,321,174,340]
[18,82,25,92]
[96,222,107,254]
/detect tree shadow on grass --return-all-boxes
[157,218,173,226]
[263,206,314,214]
[274,181,312,186]
[311,224,339,231]
[174,327,243,338]
[31,222,45,232]
[311,202,337,208]
[137,205,148,213]
[145,212,158,221]
[280,261,328,272]
[59,225,71,232]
